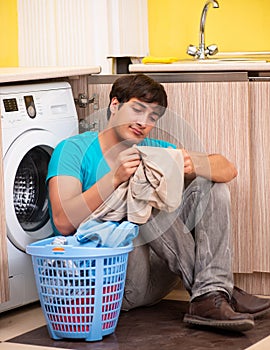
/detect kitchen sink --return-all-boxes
[177,58,268,63]
[179,52,270,63]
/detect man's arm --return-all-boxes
[182,149,238,183]
[49,173,114,235]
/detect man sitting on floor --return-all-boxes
[46,74,270,332]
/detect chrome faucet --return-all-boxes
[187,0,219,60]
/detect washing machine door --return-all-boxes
[4,130,59,251]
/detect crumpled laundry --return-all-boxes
[83,146,184,224]
[75,220,139,248]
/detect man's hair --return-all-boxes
[107,74,168,119]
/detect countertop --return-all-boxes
[0,66,101,83]
[129,60,270,73]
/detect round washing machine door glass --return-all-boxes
[4,130,59,251]
[13,146,50,232]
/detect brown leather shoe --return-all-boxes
[231,286,270,319]
[183,291,254,332]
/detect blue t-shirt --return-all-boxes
[46,131,176,234]
[47,131,176,189]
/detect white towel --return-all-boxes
[84,146,184,224]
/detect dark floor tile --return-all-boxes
[8,300,270,350]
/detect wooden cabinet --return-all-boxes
[249,81,270,272]
[87,79,252,273]
[233,81,270,295]
[154,82,252,274]
[86,82,113,131]
[86,76,270,294]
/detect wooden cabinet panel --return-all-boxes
[87,83,112,131]
[249,81,270,272]
[87,80,252,273]
[153,82,251,273]
[68,75,90,121]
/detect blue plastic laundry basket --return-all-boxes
[26,236,132,342]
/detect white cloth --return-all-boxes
[83,146,184,224]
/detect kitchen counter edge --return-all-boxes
[0,66,101,84]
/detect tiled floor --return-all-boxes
[0,290,270,350]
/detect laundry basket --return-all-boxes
[26,236,132,342]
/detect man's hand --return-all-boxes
[181,149,237,183]
[112,147,141,187]
[182,149,195,176]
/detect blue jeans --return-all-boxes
[122,177,234,310]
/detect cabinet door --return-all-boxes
[87,80,251,273]
[86,83,112,132]
[0,118,9,303]
[153,82,251,273]
[249,81,270,272]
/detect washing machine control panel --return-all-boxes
[24,95,36,118]
[2,95,36,119]
[0,82,77,130]
[3,98,19,112]
[2,95,37,118]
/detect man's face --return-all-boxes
[109,97,161,145]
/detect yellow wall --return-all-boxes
[1,0,270,66]
[148,0,270,58]
[0,0,18,67]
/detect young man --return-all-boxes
[47,74,270,332]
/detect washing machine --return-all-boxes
[0,82,78,312]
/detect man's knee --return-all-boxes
[211,182,231,206]
[193,177,231,206]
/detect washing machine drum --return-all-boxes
[13,146,50,232]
